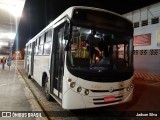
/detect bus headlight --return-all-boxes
[70,82,75,88]
[84,89,89,95]
[126,84,133,91]
[77,87,82,92]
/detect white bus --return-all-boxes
[25,6,134,109]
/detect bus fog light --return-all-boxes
[70,82,75,88]
[77,87,82,92]
[126,87,130,91]
[130,85,133,88]
[84,89,89,95]
[68,78,72,82]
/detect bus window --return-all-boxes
[34,46,38,55]
[71,28,89,59]
[35,39,37,46]
[38,44,44,55]
[28,43,32,55]
[37,38,39,45]
[38,34,45,55]
[40,34,45,44]
[43,42,51,55]
[43,29,52,55]
[26,46,29,55]
[69,26,132,68]
[46,29,52,42]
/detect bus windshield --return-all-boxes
[67,26,133,71]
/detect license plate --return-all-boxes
[104,96,115,102]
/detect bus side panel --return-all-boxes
[33,55,50,86]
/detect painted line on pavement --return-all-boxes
[150,81,160,85]
[0,84,7,87]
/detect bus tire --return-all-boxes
[28,75,31,79]
[45,81,52,101]
[42,73,52,101]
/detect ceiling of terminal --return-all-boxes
[0,0,25,55]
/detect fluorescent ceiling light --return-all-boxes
[0,0,24,17]
[0,41,8,46]
[0,33,16,40]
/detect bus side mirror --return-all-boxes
[64,22,70,40]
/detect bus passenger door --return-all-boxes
[51,26,64,100]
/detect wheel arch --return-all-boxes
[42,72,47,87]
[42,71,50,87]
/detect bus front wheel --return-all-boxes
[28,75,31,79]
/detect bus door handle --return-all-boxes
[55,77,58,80]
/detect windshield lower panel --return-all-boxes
[66,26,134,82]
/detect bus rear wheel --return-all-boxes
[44,81,52,101]
[27,65,31,79]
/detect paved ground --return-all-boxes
[0,62,46,120]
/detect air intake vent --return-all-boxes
[151,17,159,24]
[134,22,139,28]
[91,88,124,93]
[93,95,123,105]
[141,20,148,26]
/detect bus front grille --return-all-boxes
[91,88,124,93]
[93,95,123,105]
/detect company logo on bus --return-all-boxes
[109,87,114,93]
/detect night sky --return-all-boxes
[12,0,160,51]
